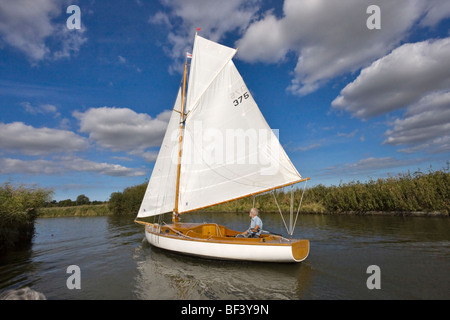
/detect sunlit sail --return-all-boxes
[136,33,310,263]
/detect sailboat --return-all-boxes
[135,33,310,263]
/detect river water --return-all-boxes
[0,212,448,300]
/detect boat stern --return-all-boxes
[291,239,309,262]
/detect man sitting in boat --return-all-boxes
[237,208,263,238]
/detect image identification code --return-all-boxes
[181,303,269,317]
[225,304,269,315]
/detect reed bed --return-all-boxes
[201,167,449,215]
[108,167,448,216]
[0,183,53,252]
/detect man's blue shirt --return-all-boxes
[250,216,263,236]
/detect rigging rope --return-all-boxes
[162,222,197,240]
[293,179,308,231]
[270,180,308,237]
[272,191,290,236]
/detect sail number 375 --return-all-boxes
[233,92,249,106]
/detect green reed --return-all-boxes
[0,183,53,252]
[201,166,449,215]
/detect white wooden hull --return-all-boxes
[144,223,309,263]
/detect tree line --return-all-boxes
[108,183,147,216]
[44,194,106,207]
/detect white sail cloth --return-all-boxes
[185,35,237,115]
[179,58,301,213]
[137,35,302,218]
[137,89,181,218]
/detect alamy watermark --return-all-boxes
[66,265,81,290]
[366,265,381,289]
[66,5,81,30]
[168,122,281,176]
[367,5,381,30]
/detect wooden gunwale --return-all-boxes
[143,222,304,247]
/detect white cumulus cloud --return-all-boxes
[150,0,260,73]
[0,156,146,177]
[323,157,417,177]
[332,38,450,119]
[384,91,450,154]
[332,37,450,154]
[0,0,87,63]
[236,0,450,95]
[0,121,89,155]
[73,107,171,155]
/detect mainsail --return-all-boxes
[137,35,303,219]
[137,89,181,217]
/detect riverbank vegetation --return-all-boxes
[43,194,106,207]
[38,204,111,218]
[204,167,449,216]
[109,167,448,217]
[108,183,147,216]
[317,168,448,214]
[0,183,53,252]
[38,183,146,218]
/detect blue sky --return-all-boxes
[1,0,449,201]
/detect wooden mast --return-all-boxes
[173,55,188,223]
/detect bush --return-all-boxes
[108,183,147,215]
[0,183,53,252]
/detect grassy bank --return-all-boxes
[38,204,111,218]
[199,168,449,216]
[320,168,448,215]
